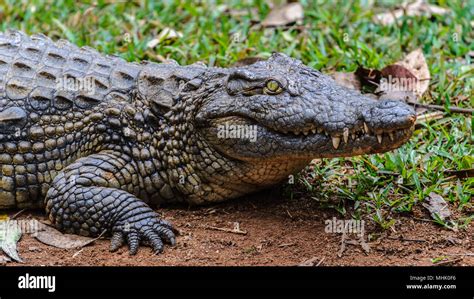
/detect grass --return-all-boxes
[0,0,472,230]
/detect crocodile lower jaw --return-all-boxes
[206,115,414,159]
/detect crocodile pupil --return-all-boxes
[266,80,280,92]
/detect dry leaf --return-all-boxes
[393,49,430,97]
[376,49,430,99]
[319,50,429,104]
[34,225,99,249]
[0,221,23,262]
[331,72,362,90]
[422,192,452,221]
[381,64,417,80]
[262,3,303,27]
[376,65,417,101]
[374,0,450,26]
[355,67,383,91]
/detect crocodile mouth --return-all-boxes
[205,114,415,159]
[268,121,415,150]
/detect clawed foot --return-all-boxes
[110,215,177,255]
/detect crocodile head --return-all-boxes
[194,53,415,159]
[166,53,416,202]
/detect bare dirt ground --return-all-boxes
[5,190,473,266]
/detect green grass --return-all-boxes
[0,0,472,229]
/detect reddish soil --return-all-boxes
[4,190,473,266]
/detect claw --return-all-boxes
[153,224,177,245]
[146,233,164,254]
[112,211,176,255]
[159,219,173,227]
[158,219,179,234]
[163,229,177,246]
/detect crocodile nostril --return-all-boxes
[378,99,401,109]
[407,115,416,125]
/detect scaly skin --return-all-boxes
[0,30,415,254]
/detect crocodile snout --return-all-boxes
[362,99,416,133]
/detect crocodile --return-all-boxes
[0,30,415,255]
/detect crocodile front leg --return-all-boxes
[44,150,176,255]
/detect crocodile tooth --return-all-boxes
[332,136,341,149]
[377,134,382,144]
[303,131,309,136]
[388,132,394,141]
[311,128,316,134]
[351,133,356,140]
[317,128,323,134]
[363,122,369,134]
[343,128,349,143]
[325,131,329,136]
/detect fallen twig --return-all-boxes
[407,100,474,115]
[298,256,325,266]
[72,248,84,258]
[377,168,474,179]
[377,170,399,176]
[387,236,426,243]
[444,252,474,257]
[415,111,444,126]
[444,168,474,179]
[10,209,27,220]
[278,242,296,248]
[413,217,433,222]
[203,224,247,235]
[433,257,463,266]
[316,257,325,266]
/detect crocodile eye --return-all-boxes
[263,80,283,95]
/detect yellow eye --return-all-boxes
[264,80,283,95]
